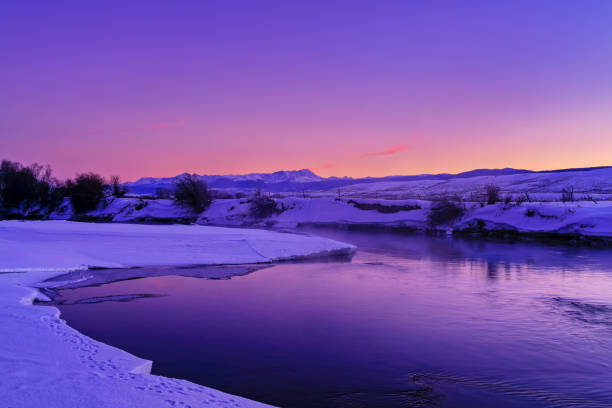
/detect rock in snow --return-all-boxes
[0,221,355,408]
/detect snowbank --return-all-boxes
[329,167,612,200]
[50,197,195,223]
[0,221,355,407]
[197,198,612,241]
[457,201,612,237]
[1,270,273,408]
[198,197,429,229]
[39,196,612,242]
[0,220,354,272]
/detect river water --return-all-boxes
[55,228,612,407]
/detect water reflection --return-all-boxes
[53,229,612,408]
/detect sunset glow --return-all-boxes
[1,1,611,180]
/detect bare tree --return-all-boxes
[561,186,574,202]
[155,187,172,199]
[110,175,127,197]
[485,183,501,205]
[173,175,212,212]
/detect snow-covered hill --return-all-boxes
[329,167,612,200]
[124,169,324,194]
[123,166,612,198]
[48,194,612,244]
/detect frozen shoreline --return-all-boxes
[37,192,612,246]
[0,221,354,408]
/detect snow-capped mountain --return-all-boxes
[123,166,612,196]
[205,169,323,184]
[123,168,536,195]
[123,169,326,194]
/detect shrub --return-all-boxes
[516,192,531,204]
[249,194,282,219]
[155,187,172,199]
[210,189,233,199]
[427,197,465,227]
[65,173,106,214]
[173,174,212,212]
[134,199,147,211]
[561,186,574,202]
[485,183,500,205]
[110,175,127,197]
[0,160,59,211]
[347,200,421,213]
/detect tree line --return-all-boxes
[0,159,215,217]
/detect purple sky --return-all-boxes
[1,1,611,180]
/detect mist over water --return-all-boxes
[56,229,612,407]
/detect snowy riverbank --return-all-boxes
[49,196,612,244]
[0,221,354,408]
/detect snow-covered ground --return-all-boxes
[197,197,612,239]
[457,201,612,237]
[0,220,353,272]
[0,221,354,407]
[121,166,612,199]
[328,167,612,200]
[48,195,612,241]
[8,165,610,242]
[199,197,430,230]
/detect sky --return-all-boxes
[1,0,612,181]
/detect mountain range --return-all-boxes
[122,167,532,194]
[123,166,612,195]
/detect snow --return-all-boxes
[0,220,353,272]
[199,197,429,229]
[1,270,272,408]
[328,167,612,200]
[121,167,612,197]
[195,197,612,239]
[58,195,612,239]
[93,197,195,223]
[124,169,323,194]
[40,166,612,240]
[458,201,612,237]
[0,221,355,407]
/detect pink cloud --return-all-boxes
[360,144,410,158]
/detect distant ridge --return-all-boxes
[535,165,612,174]
[123,166,609,195]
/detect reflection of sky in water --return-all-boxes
[56,230,612,408]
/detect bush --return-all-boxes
[155,187,172,199]
[0,160,59,211]
[485,183,500,205]
[347,200,421,213]
[427,198,465,227]
[110,175,127,197]
[210,189,233,199]
[516,192,531,204]
[173,175,212,212]
[561,186,574,202]
[249,194,282,219]
[65,173,106,214]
